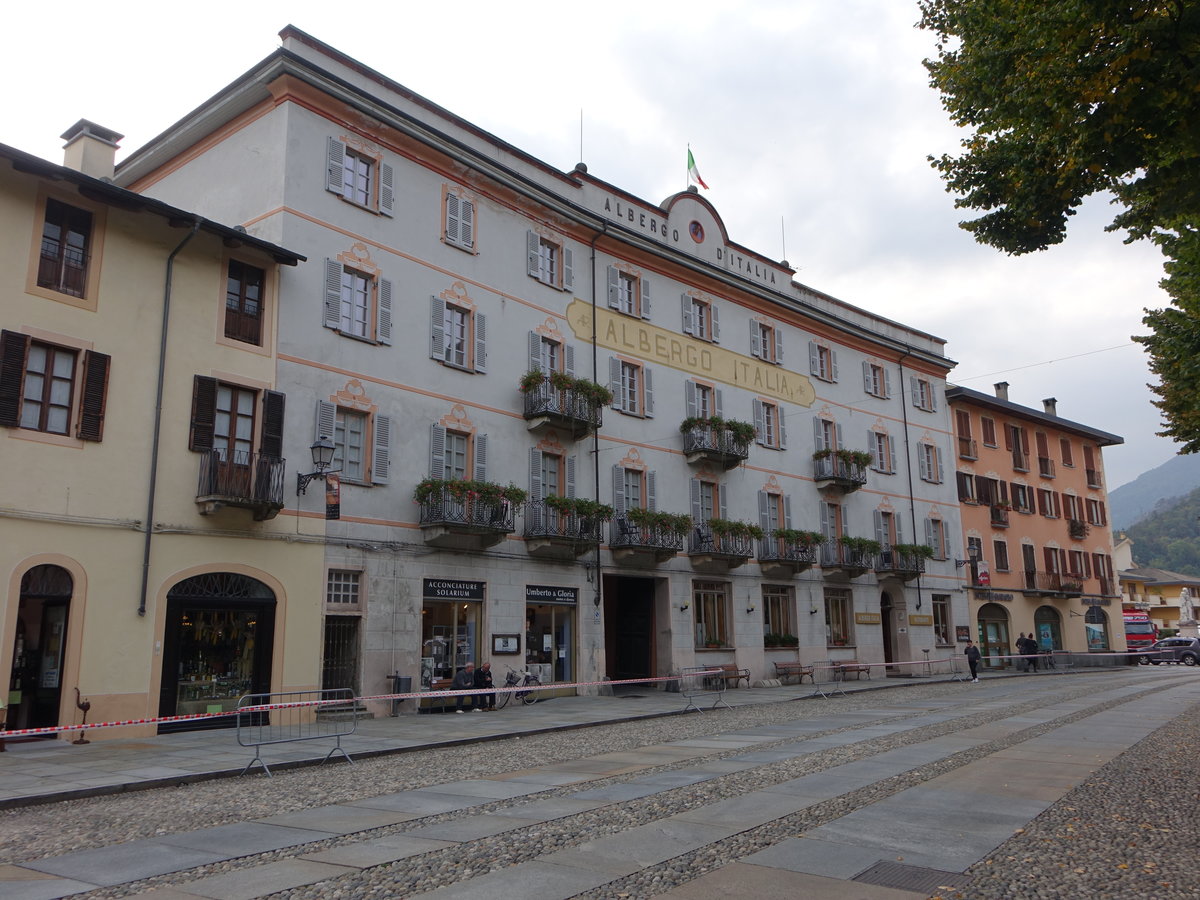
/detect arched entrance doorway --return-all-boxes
[1034,606,1063,651]
[880,590,896,668]
[977,602,1010,668]
[603,574,656,691]
[159,572,276,732]
[1085,606,1110,651]
[7,565,73,736]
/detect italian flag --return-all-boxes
[687,148,709,189]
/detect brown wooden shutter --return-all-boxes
[0,329,31,428]
[260,390,285,458]
[189,375,217,451]
[75,350,110,441]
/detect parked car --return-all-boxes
[1135,637,1200,666]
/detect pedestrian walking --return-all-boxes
[1023,633,1039,672]
[964,640,981,683]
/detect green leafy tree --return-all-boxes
[918,1,1200,448]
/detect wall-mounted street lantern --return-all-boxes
[296,435,340,495]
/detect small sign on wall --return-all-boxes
[854,612,881,625]
[908,614,933,626]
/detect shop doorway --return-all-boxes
[1034,606,1063,651]
[321,616,361,693]
[158,573,276,732]
[6,565,73,738]
[880,590,896,670]
[603,575,655,688]
[978,602,1010,668]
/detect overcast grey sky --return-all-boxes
[3,1,1173,488]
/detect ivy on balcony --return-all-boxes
[757,529,824,576]
[414,478,527,548]
[520,370,612,437]
[679,416,755,469]
[812,448,870,492]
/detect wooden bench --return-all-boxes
[707,663,750,688]
[834,660,871,680]
[774,661,815,684]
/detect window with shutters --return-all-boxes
[1086,498,1107,526]
[610,358,652,417]
[762,585,795,638]
[754,399,785,449]
[314,398,390,486]
[692,477,722,524]
[443,431,469,480]
[956,472,977,503]
[429,288,486,373]
[323,258,393,345]
[535,335,563,375]
[1011,483,1033,514]
[36,197,94,301]
[224,259,265,346]
[918,442,943,483]
[443,187,475,251]
[809,341,838,382]
[0,330,109,442]
[1037,488,1060,518]
[604,264,647,316]
[870,430,895,473]
[530,231,574,291]
[759,489,787,535]
[692,382,715,418]
[751,320,783,365]
[980,416,998,447]
[924,517,947,559]
[325,137,393,215]
[875,509,899,548]
[1068,549,1087,577]
[863,361,890,398]
[910,376,937,412]
[1060,437,1075,467]
[824,587,853,646]
[189,376,285,461]
[993,539,1010,571]
[681,294,719,342]
[694,580,731,647]
[932,594,952,645]
[621,467,646,510]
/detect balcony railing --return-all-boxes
[875,547,925,580]
[38,241,88,298]
[681,426,751,470]
[756,537,819,575]
[522,383,602,437]
[990,505,1010,527]
[419,488,515,549]
[688,524,754,570]
[1098,576,1115,596]
[820,543,875,576]
[1068,518,1088,540]
[524,501,603,558]
[609,516,684,563]
[958,437,978,460]
[196,450,285,520]
[1086,468,1102,488]
[1021,570,1083,595]
[812,455,868,492]
[1012,451,1030,471]
[1038,456,1056,478]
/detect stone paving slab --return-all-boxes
[414,859,614,899]
[491,796,607,820]
[170,859,354,900]
[345,790,483,815]
[154,823,334,857]
[253,804,419,834]
[428,778,548,800]
[300,835,454,869]
[564,818,735,870]
[23,841,227,887]
[672,789,818,827]
[741,835,891,881]
[403,813,533,842]
[661,860,931,899]
[0,866,94,900]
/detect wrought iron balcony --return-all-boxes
[1086,468,1102,488]
[875,548,925,581]
[819,543,875,577]
[419,488,515,549]
[522,383,602,438]
[1021,570,1083,596]
[681,426,751,470]
[609,516,684,565]
[524,501,603,559]
[958,437,978,460]
[990,505,1011,527]
[812,455,868,493]
[1038,456,1056,478]
[688,523,754,571]
[195,450,285,520]
[1012,451,1030,472]
[756,537,818,577]
[1068,518,1088,540]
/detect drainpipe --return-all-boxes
[896,346,923,611]
[588,222,608,611]
[138,220,201,616]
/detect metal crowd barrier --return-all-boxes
[236,688,357,776]
[679,666,732,713]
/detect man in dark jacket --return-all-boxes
[964,640,981,683]
[474,661,495,711]
[452,662,478,713]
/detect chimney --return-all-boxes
[61,120,123,180]
[1043,398,1058,416]
[994,381,1009,401]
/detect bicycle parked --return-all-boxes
[495,666,541,708]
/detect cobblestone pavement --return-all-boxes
[1,667,1196,899]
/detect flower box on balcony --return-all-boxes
[610,508,688,565]
[525,496,612,559]
[415,479,526,550]
[812,449,869,493]
[820,536,879,578]
[1068,518,1089,540]
[195,450,285,521]
[679,416,754,470]
[757,529,823,577]
[875,543,931,581]
[520,370,610,438]
[689,519,761,572]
